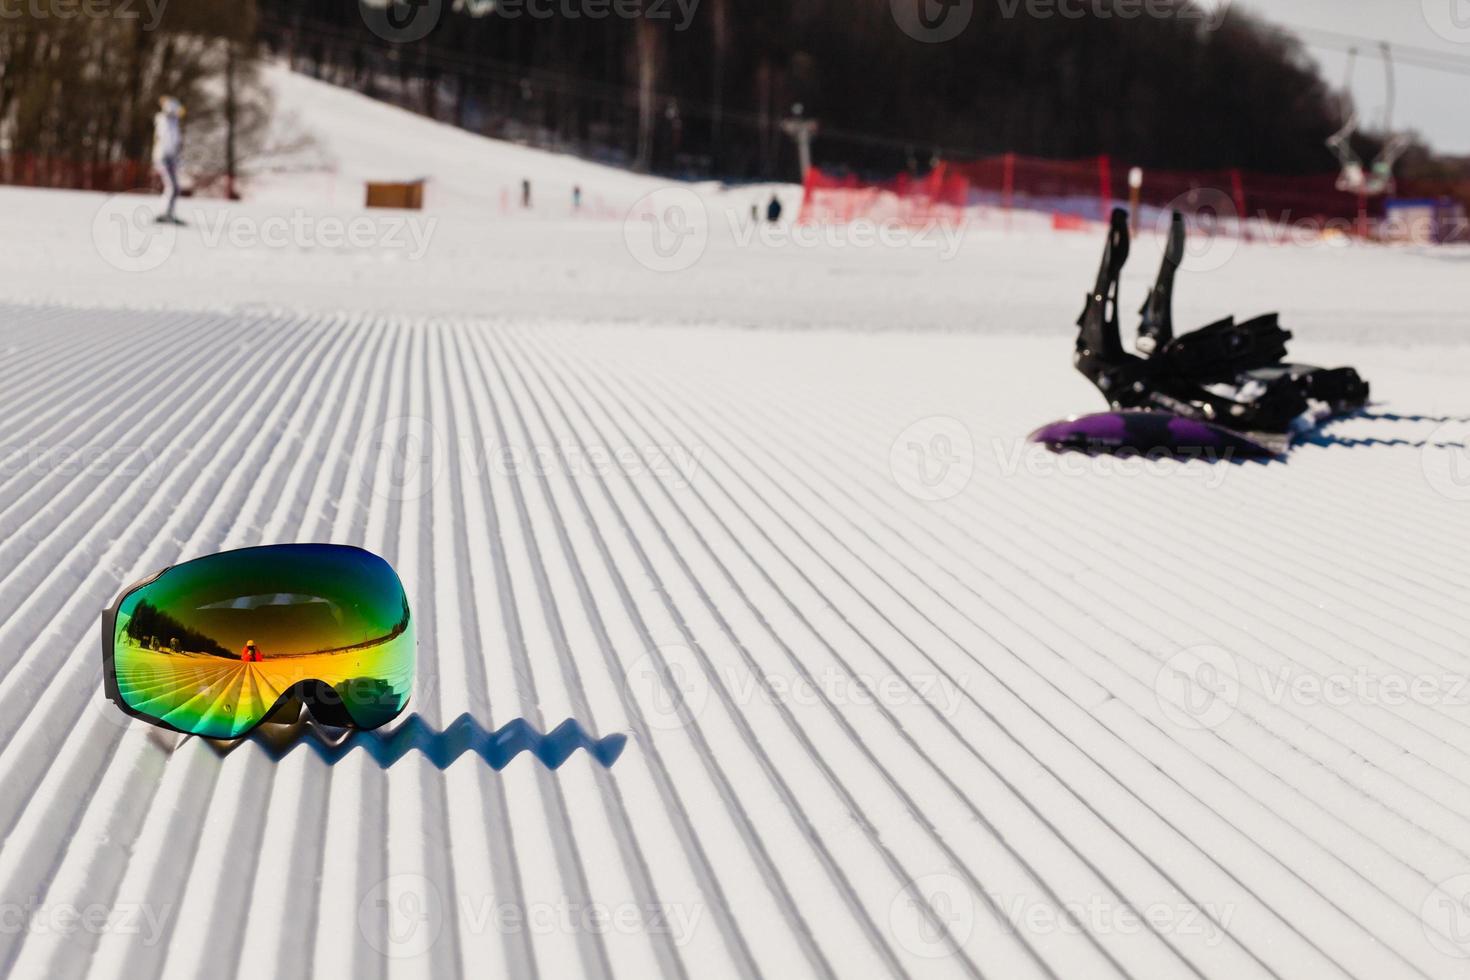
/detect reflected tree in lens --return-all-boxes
[123,601,233,658]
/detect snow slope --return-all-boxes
[4,63,1466,340]
[2,62,1470,980]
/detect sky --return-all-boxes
[1239,0,1470,154]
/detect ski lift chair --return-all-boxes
[1327,44,1409,198]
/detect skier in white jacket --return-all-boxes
[152,96,185,224]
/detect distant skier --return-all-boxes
[241,640,263,663]
[766,193,783,224]
[153,96,185,225]
[521,178,532,209]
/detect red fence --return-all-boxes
[0,156,153,193]
[798,163,970,225]
[800,154,1390,233]
[0,156,242,198]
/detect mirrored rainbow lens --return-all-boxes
[108,544,413,738]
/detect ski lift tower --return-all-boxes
[781,103,820,182]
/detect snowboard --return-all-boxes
[1028,411,1287,460]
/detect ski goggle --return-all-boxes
[101,544,414,739]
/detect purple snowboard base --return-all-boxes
[1028,411,1284,460]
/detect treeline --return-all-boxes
[125,601,233,658]
[259,0,1396,180]
[0,0,270,186]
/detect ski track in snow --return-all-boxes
[0,299,1469,978]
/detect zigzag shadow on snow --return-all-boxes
[1355,411,1470,424]
[187,714,628,770]
[1301,409,1470,450]
[1300,434,1460,449]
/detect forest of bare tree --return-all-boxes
[0,0,269,189]
[261,0,1406,182]
[0,0,1439,188]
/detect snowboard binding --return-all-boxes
[1073,208,1368,441]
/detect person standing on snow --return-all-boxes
[153,96,186,225]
